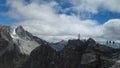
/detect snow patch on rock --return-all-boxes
[10,28,40,55]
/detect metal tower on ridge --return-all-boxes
[78,34,80,40]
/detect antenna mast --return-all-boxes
[78,34,80,40]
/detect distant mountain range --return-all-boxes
[0,24,120,68]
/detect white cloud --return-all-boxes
[103,0,120,13]
[5,0,120,42]
[68,0,120,14]
[103,19,120,40]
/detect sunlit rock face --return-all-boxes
[21,43,57,68]
[0,24,47,58]
[11,25,46,55]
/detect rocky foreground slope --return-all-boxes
[20,38,120,68]
[0,24,120,68]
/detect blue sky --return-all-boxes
[0,0,120,41]
[0,0,16,25]
[0,0,120,25]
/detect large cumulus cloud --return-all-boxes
[4,0,120,42]
[103,19,120,40]
[67,0,120,14]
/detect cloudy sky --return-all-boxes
[0,0,120,42]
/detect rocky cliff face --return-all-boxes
[11,25,46,55]
[21,43,57,68]
[1,24,120,68]
[0,25,12,41]
[21,38,120,68]
[15,25,32,40]
[0,25,19,57]
[50,40,68,51]
[0,24,46,68]
[0,25,21,68]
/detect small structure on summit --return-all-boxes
[106,41,109,45]
[78,34,80,40]
[106,40,116,46]
[113,41,115,45]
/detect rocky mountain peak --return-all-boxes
[0,25,21,67]
[15,25,33,40]
[11,25,47,55]
[86,38,96,46]
[15,25,25,32]
[15,25,25,37]
[0,24,12,41]
[0,24,11,32]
